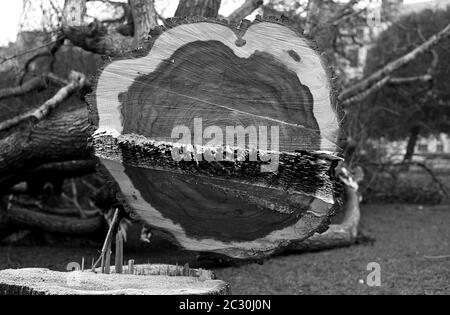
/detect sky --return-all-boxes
[0,0,436,46]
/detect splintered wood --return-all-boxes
[90,19,343,259]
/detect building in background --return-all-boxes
[376,133,450,170]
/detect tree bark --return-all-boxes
[305,0,324,35]
[0,107,91,191]
[5,206,104,235]
[129,0,159,41]
[403,126,420,162]
[285,181,360,252]
[175,0,222,18]
[62,0,158,56]
[0,267,231,295]
[62,0,135,56]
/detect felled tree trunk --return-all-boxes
[89,18,343,259]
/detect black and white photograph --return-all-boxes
[0,0,448,298]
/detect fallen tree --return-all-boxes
[1,0,449,255]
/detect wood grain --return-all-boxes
[94,21,339,149]
[90,19,342,259]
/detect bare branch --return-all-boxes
[227,0,263,24]
[340,22,450,105]
[389,74,432,84]
[342,76,391,107]
[0,71,86,132]
[0,73,69,101]
[342,73,434,107]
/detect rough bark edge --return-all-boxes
[0,267,231,295]
[283,182,359,253]
[92,134,344,208]
[92,147,345,259]
[95,263,216,279]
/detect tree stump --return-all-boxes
[89,18,342,259]
[0,265,230,295]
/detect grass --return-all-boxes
[1,202,449,295]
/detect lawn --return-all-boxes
[1,202,448,295]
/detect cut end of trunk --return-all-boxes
[89,19,343,259]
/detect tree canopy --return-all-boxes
[362,8,450,143]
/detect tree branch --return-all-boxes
[389,74,432,84]
[0,71,85,133]
[62,0,134,55]
[340,22,450,105]
[62,0,159,55]
[0,73,69,101]
[342,76,391,107]
[227,0,263,24]
[0,107,91,186]
[342,74,434,107]
[4,203,104,235]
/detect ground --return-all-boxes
[0,202,448,295]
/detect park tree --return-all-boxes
[360,8,450,162]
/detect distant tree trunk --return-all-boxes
[129,0,159,41]
[404,126,420,162]
[305,0,323,34]
[175,0,221,18]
